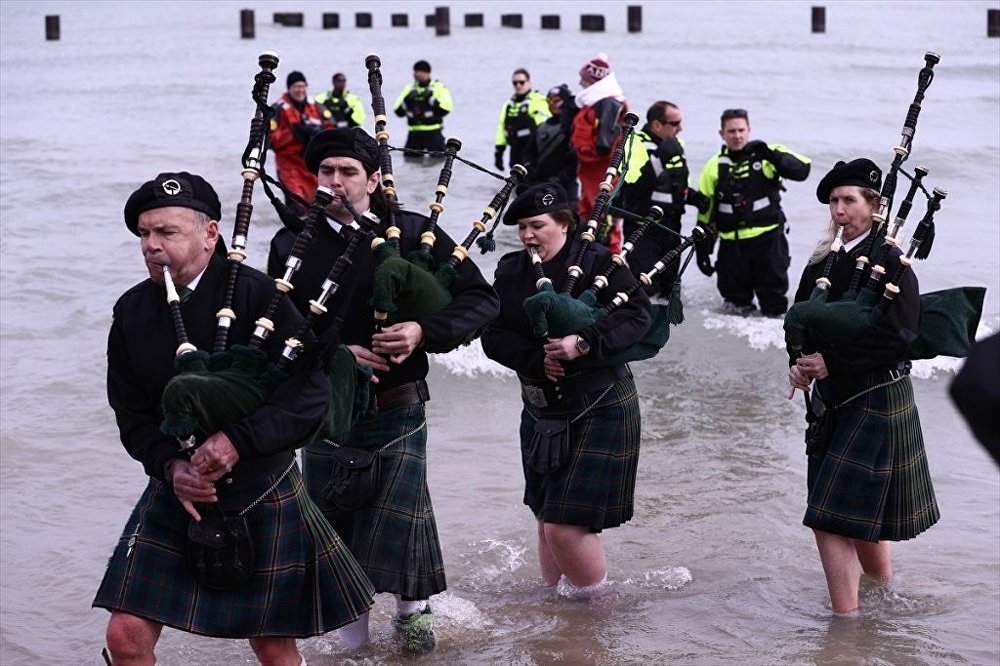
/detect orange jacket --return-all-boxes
[269,94,333,203]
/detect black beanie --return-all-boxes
[286,70,307,88]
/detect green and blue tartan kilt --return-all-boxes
[805,373,939,542]
[92,464,374,637]
[520,371,642,532]
[302,403,447,600]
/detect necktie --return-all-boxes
[177,286,193,302]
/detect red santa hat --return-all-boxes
[579,53,612,86]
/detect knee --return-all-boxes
[249,637,300,666]
[106,613,158,662]
[541,522,586,552]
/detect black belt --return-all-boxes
[369,379,430,415]
[519,365,628,410]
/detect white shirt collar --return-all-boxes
[842,228,870,253]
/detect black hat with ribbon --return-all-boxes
[502,182,573,225]
[303,127,380,175]
[124,171,222,236]
[816,158,882,203]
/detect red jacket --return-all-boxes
[269,94,333,203]
[572,97,628,223]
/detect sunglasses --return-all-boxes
[659,119,682,127]
[721,108,748,120]
[512,79,528,86]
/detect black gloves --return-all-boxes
[687,189,711,215]
[495,146,505,171]
[745,140,774,163]
[695,225,717,277]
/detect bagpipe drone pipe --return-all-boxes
[158,52,376,453]
[783,52,985,365]
[509,111,707,365]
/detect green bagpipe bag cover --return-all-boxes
[908,286,986,360]
[160,342,371,446]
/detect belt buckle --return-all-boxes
[522,384,548,408]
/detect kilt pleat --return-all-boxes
[303,403,447,600]
[93,465,374,637]
[521,371,642,532]
[805,374,939,542]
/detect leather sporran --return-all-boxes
[322,446,381,511]
[186,511,254,591]
[528,418,571,474]
[804,399,837,458]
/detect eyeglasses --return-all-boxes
[660,119,682,127]
[512,79,528,86]
[721,108,748,121]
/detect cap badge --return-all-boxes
[161,179,181,196]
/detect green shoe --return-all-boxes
[393,605,436,655]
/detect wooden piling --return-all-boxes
[541,15,560,30]
[581,15,605,32]
[322,13,339,29]
[627,5,642,33]
[501,14,523,28]
[465,13,484,28]
[239,9,254,39]
[434,6,450,36]
[274,13,304,27]
[392,13,409,27]
[45,15,60,41]
[989,8,1000,37]
[811,6,826,33]
[355,12,372,28]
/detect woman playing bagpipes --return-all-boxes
[480,182,653,599]
[94,172,374,666]
[787,159,939,614]
[266,127,500,655]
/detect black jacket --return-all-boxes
[107,255,331,485]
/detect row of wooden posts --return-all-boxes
[42,9,1000,41]
[255,7,644,36]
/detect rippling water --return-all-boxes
[1,1,998,664]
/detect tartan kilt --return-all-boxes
[302,403,447,600]
[92,463,375,637]
[805,373,939,542]
[521,371,641,532]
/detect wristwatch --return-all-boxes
[575,335,591,356]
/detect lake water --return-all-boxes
[1,1,998,664]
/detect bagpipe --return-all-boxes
[158,52,375,452]
[361,53,526,333]
[783,52,985,367]
[516,112,706,364]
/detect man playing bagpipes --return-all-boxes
[267,127,500,655]
[94,172,374,666]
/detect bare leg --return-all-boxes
[105,612,163,666]
[856,539,892,577]
[249,637,302,666]
[813,529,862,613]
[536,521,563,586]
[541,522,607,588]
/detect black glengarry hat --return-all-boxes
[304,127,380,175]
[502,182,573,225]
[816,158,882,203]
[124,171,222,236]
